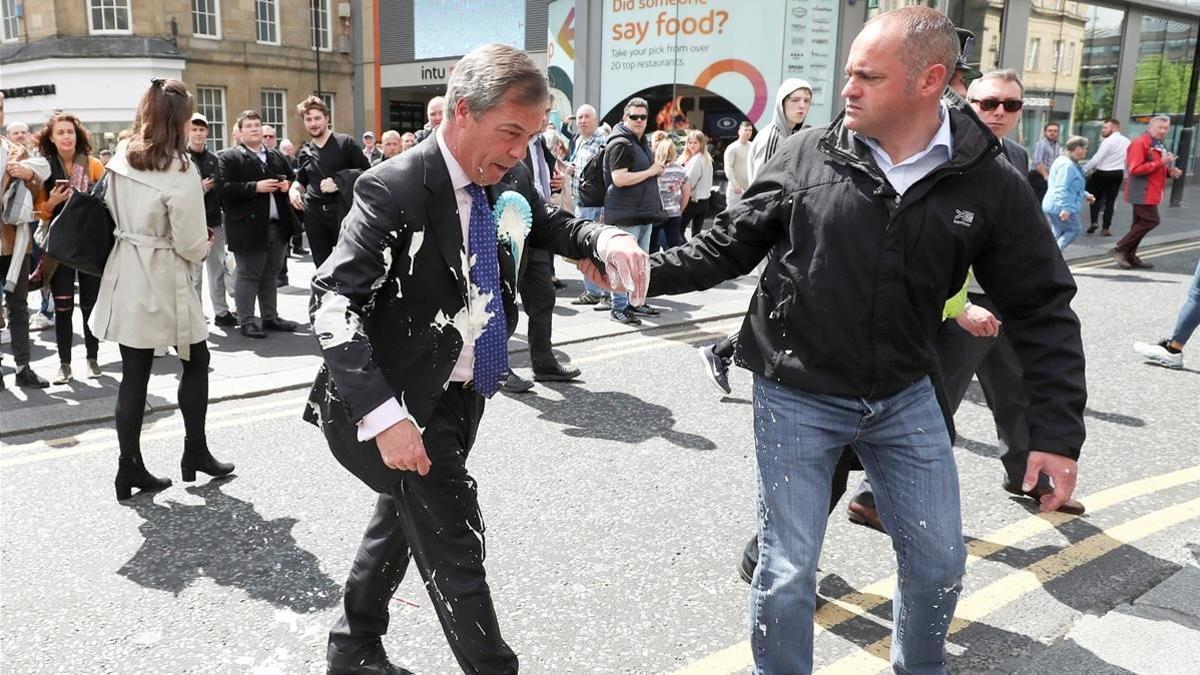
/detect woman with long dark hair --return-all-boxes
[33,113,105,383]
[89,79,233,501]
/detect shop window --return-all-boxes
[1128,15,1197,154]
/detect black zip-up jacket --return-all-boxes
[187,146,222,229]
[649,106,1087,459]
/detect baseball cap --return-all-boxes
[190,112,209,126]
[955,28,983,81]
[362,130,375,139]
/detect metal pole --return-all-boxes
[1168,33,1199,207]
[313,0,324,97]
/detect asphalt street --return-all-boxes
[2,244,1199,674]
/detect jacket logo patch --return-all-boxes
[953,209,975,227]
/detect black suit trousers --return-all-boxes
[327,384,518,674]
[518,247,557,367]
[305,203,344,269]
[1086,169,1124,231]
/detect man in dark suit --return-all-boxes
[305,43,649,675]
[218,110,300,339]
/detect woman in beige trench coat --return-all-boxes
[89,79,234,501]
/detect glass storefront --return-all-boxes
[1127,14,1198,159]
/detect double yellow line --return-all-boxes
[1070,239,1200,271]
[670,465,1200,675]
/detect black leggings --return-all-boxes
[115,341,210,456]
[49,265,100,363]
[682,199,709,238]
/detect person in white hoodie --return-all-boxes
[747,78,813,183]
[90,78,234,501]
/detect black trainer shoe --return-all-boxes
[699,344,732,394]
[738,535,759,585]
[592,296,613,311]
[629,304,660,317]
[15,366,50,389]
[213,311,237,327]
[570,292,603,305]
[610,309,641,326]
[263,317,300,332]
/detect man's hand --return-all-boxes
[649,161,665,177]
[1163,151,1176,165]
[256,178,280,193]
[1085,192,1095,204]
[955,304,1001,337]
[7,162,33,181]
[276,179,290,193]
[1059,210,1070,222]
[202,177,215,192]
[319,177,338,194]
[1022,451,1078,513]
[376,419,431,476]
[603,236,650,306]
[289,183,306,210]
[1169,167,1183,179]
[550,171,565,192]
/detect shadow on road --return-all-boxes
[117,477,341,613]
[504,380,717,450]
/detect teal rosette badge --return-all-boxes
[493,190,533,272]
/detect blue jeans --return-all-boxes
[1047,210,1082,250]
[577,206,607,298]
[750,375,966,675]
[1170,258,1200,346]
[611,223,652,313]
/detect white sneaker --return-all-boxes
[29,313,54,331]
[1133,340,1184,369]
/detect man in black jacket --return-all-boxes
[644,8,1086,673]
[186,113,235,326]
[305,44,648,674]
[218,110,301,339]
[287,96,371,268]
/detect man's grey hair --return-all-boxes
[443,44,548,119]
[868,6,959,93]
[624,97,649,115]
[575,104,597,117]
[6,121,29,134]
[969,69,1025,97]
[1149,115,1171,126]
[1064,136,1089,152]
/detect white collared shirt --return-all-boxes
[1083,131,1131,174]
[249,144,280,221]
[855,103,954,196]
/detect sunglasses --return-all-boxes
[971,98,1023,113]
[627,114,648,121]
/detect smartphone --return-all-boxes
[54,179,69,189]
[275,175,287,181]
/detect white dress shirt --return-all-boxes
[250,144,280,221]
[855,103,954,196]
[1083,132,1131,174]
[356,128,629,441]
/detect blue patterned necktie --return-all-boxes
[465,183,508,397]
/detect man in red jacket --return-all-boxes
[1112,115,1183,269]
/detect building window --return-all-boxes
[88,0,131,34]
[1065,42,1075,75]
[1051,40,1063,73]
[195,86,227,152]
[192,0,220,39]
[256,0,279,45]
[2,0,21,42]
[1026,38,1041,71]
[310,0,331,51]
[260,89,287,145]
[321,91,336,127]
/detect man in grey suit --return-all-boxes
[306,44,648,674]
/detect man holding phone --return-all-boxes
[217,110,300,339]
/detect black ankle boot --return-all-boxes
[180,437,235,482]
[115,453,172,501]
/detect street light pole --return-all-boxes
[312,0,323,97]
[1168,33,1199,208]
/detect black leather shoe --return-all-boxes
[213,311,237,327]
[327,642,410,675]
[699,345,731,395]
[847,498,886,533]
[532,361,581,382]
[181,437,235,482]
[263,317,299,332]
[738,534,759,585]
[1002,479,1085,515]
[240,323,267,339]
[15,366,50,389]
[501,370,535,393]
